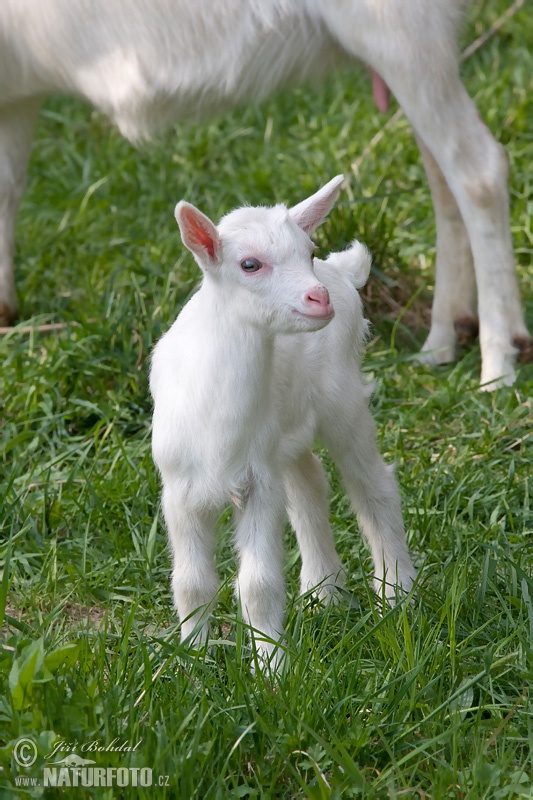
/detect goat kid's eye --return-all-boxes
[240,257,263,273]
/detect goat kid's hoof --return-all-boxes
[300,570,346,605]
[250,644,285,676]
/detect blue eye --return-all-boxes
[241,258,263,273]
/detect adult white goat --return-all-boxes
[150,175,416,664]
[0,0,530,388]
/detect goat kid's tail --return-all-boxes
[324,241,371,290]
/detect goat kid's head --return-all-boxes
[174,175,344,333]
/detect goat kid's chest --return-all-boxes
[170,316,279,457]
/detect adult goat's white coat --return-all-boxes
[150,176,416,662]
[0,0,531,388]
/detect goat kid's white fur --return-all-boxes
[0,0,531,388]
[150,176,416,663]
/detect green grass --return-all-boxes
[1,1,532,797]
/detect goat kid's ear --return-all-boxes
[289,175,344,234]
[175,201,221,268]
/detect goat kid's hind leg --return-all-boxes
[320,404,416,605]
[162,484,219,646]
[284,451,345,601]
[234,474,287,666]
[0,99,40,325]
[416,136,479,366]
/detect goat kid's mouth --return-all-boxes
[292,306,335,323]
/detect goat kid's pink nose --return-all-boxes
[304,286,333,316]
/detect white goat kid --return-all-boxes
[1,0,531,388]
[150,176,416,663]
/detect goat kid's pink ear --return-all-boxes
[175,201,221,267]
[289,175,345,234]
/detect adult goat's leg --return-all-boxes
[0,99,40,325]
[320,3,530,388]
[378,60,530,388]
[416,135,479,365]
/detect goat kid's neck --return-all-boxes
[195,279,276,399]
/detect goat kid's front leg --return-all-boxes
[0,100,40,325]
[234,472,287,667]
[284,451,345,600]
[162,484,219,646]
